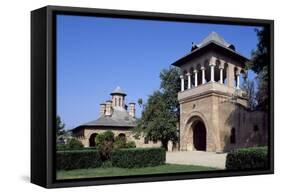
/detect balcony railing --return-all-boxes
[178,81,246,101]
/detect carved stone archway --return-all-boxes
[182,115,208,151]
[192,120,207,151]
[89,133,98,147]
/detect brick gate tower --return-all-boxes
[172,32,267,152]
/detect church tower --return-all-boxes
[172,32,251,152]
[110,86,127,108]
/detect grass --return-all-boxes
[57,164,219,180]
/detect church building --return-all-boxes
[72,86,161,148]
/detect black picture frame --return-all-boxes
[31,5,274,188]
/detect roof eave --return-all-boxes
[171,42,249,67]
[110,92,127,96]
[73,124,136,130]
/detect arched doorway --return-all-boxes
[192,121,207,151]
[89,133,98,147]
[118,133,126,141]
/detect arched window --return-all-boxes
[190,67,194,87]
[196,64,202,86]
[203,59,210,82]
[223,63,228,85]
[230,128,236,144]
[215,59,221,82]
[119,98,121,107]
[118,133,126,141]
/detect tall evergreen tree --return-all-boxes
[247,27,270,110]
[56,115,65,136]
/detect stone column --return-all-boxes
[180,75,185,92]
[201,66,206,84]
[242,70,247,83]
[194,70,198,87]
[236,73,240,89]
[219,67,224,84]
[227,64,235,88]
[186,72,191,89]
[210,64,215,82]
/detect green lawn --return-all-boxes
[57,164,219,180]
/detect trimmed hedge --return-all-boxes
[57,145,97,151]
[111,148,166,168]
[57,149,102,170]
[226,147,268,170]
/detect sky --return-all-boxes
[56,14,261,129]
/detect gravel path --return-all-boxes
[166,151,227,169]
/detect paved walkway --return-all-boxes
[166,151,227,169]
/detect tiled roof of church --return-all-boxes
[76,107,136,128]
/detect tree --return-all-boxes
[135,67,181,150]
[137,98,143,108]
[248,28,270,75]
[95,131,115,160]
[56,116,65,136]
[159,66,181,120]
[113,136,136,149]
[247,27,270,110]
[136,91,178,150]
[241,79,256,110]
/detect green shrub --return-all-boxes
[56,138,84,151]
[57,145,97,151]
[67,138,84,149]
[125,141,136,148]
[226,147,268,170]
[57,144,67,151]
[111,148,166,168]
[113,136,136,149]
[101,161,113,168]
[113,136,127,149]
[98,141,114,161]
[96,131,115,161]
[56,149,102,170]
[73,147,97,151]
[96,131,115,145]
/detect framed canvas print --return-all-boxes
[31,5,274,188]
